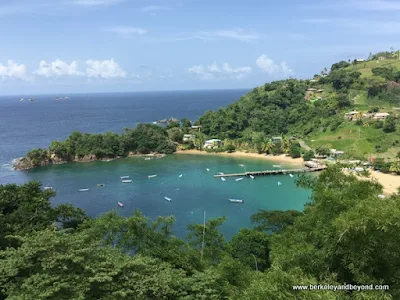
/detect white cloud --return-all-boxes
[141,5,169,13]
[108,26,148,37]
[196,29,260,42]
[34,59,83,77]
[188,62,251,80]
[86,58,126,79]
[256,55,293,77]
[72,0,122,6]
[0,60,28,80]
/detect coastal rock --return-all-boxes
[74,154,98,163]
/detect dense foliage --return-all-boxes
[27,124,176,166]
[0,167,398,299]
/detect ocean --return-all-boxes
[0,90,311,238]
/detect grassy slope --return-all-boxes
[306,58,400,159]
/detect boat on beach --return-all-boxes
[79,188,89,192]
[117,201,124,207]
[235,177,244,182]
[121,180,132,183]
[229,199,244,203]
[148,175,157,178]
[164,197,172,202]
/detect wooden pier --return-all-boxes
[213,166,327,178]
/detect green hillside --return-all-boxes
[193,50,400,161]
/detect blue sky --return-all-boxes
[0,0,400,95]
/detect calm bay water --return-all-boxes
[0,90,311,238]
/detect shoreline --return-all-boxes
[175,149,305,166]
[369,169,400,196]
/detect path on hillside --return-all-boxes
[299,140,312,151]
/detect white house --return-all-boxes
[183,134,195,142]
[373,112,390,120]
[204,139,222,149]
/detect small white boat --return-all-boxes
[117,201,124,207]
[179,174,183,178]
[289,174,294,178]
[152,121,157,124]
[20,98,24,102]
[121,180,132,183]
[229,199,244,203]
[239,164,245,167]
[249,175,255,179]
[206,168,210,172]
[148,175,157,178]
[79,188,89,192]
[218,172,224,175]
[235,178,244,182]
[120,176,130,179]
[277,181,282,186]
[145,157,151,160]
[44,186,53,190]
[273,165,282,168]
[97,184,105,187]
[221,177,226,182]
[164,197,172,202]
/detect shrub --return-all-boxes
[225,144,236,153]
[303,150,315,161]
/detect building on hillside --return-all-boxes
[307,88,317,92]
[310,79,318,83]
[344,111,360,120]
[355,59,365,62]
[362,113,375,119]
[378,56,386,61]
[330,149,345,157]
[271,136,282,143]
[204,139,222,149]
[183,134,195,142]
[191,125,202,131]
[373,112,390,120]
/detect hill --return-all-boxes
[193,50,400,162]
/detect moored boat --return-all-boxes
[44,186,53,190]
[117,201,124,207]
[221,177,226,182]
[273,165,282,168]
[121,180,132,183]
[179,174,183,178]
[164,197,172,202]
[235,177,244,182]
[79,188,89,192]
[148,175,157,178]
[249,175,255,179]
[229,199,244,203]
[120,176,130,179]
[97,184,105,187]
[289,174,294,178]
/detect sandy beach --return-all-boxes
[175,149,304,166]
[369,170,400,196]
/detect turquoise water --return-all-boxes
[22,154,312,239]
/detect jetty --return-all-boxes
[213,166,326,178]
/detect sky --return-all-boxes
[0,0,400,95]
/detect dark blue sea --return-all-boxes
[0,90,311,238]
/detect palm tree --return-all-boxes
[264,140,274,154]
[280,136,291,154]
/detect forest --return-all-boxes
[0,166,398,299]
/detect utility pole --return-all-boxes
[200,210,206,260]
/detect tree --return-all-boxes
[167,127,184,143]
[289,143,301,158]
[383,116,396,133]
[250,210,302,232]
[390,161,400,174]
[230,229,271,272]
[315,146,330,157]
[303,150,315,161]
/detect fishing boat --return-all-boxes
[235,177,244,182]
[179,174,183,178]
[206,168,210,172]
[229,199,244,203]
[79,188,89,192]
[120,176,130,179]
[277,181,282,186]
[117,201,124,207]
[221,177,226,182]
[97,184,105,187]
[249,175,255,179]
[289,174,294,178]
[273,165,282,168]
[164,197,172,202]
[148,175,157,178]
[121,180,132,183]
